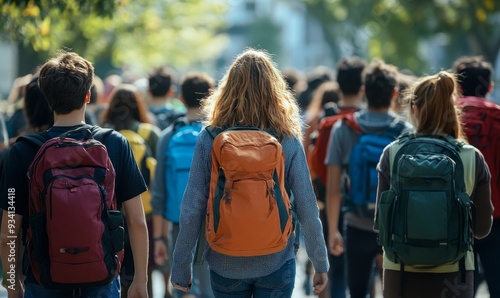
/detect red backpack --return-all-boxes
[21,126,124,289]
[457,96,500,218]
[309,108,357,185]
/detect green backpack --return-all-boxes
[376,134,474,268]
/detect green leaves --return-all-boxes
[1,0,230,71]
[299,0,500,73]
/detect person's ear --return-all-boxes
[392,87,399,99]
[84,90,91,104]
[488,82,494,95]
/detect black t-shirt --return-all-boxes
[0,124,147,219]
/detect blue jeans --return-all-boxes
[474,219,500,298]
[210,258,296,298]
[24,276,120,298]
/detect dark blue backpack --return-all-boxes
[163,119,203,223]
[347,118,406,218]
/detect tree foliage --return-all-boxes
[300,0,500,73]
[1,0,230,72]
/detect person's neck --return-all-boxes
[53,109,86,126]
[149,96,168,106]
[368,106,390,113]
[185,108,203,121]
[339,93,362,108]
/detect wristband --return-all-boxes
[153,236,165,242]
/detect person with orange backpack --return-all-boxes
[170,49,329,297]
[453,56,500,298]
[0,52,149,298]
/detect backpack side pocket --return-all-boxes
[106,210,124,254]
[376,190,396,250]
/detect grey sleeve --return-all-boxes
[284,137,330,273]
[374,146,391,231]
[325,121,356,167]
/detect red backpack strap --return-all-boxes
[343,113,363,134]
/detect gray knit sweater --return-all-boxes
[170,128,329,285]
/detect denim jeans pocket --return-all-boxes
[256,258,296,290]
[210,271,244,293]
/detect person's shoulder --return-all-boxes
[94,127,128,148]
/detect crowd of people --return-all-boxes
[0,49,498,298]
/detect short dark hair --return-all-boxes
[148,67,174,97]
[452,55,493,97]
[363,59,398,108]
[181,72,214,108]
[38,52,94,114]
[336,56,366,95]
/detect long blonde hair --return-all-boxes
[201,49,303,140]
[405,71,466,140]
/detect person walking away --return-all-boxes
[375,71,493,298]
[170,49,329,297]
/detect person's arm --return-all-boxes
[122,196,149,298]
[152,215,169,266]
[374,148,391,232]
[471,152,493,239]
[150,130,171,266]
[0,211,24,298]
[284,137,329,279]
[325,165,343,256]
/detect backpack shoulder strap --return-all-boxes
[171,117,190,133]
[382,119,407,138]
[205,126,226,140]
[17,131,50,149]
[137,123,153,142]
[90,126,114,142]
[343,113,363,134]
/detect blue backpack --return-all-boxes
[164,119,203,223]
[347,117,406,218]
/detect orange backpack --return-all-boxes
[205,127,294,256]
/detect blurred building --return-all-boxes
[0,42,17,100]
[217,0,334,76]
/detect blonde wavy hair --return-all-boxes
[201,49,303,140]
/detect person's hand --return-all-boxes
[154,239,169,266]
[127,280,148,298]
[172,281,191,293]
[312,272,328,295]
[328,230,344,256]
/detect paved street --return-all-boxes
[0,252,490,298]
[150,248,490,298]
